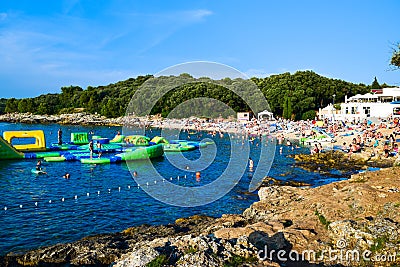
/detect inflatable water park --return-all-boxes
[0,130,211,165]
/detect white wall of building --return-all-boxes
[321,87,400,121]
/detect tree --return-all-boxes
[391,43,400,68]
[18,99,29,113]
[37,102,49,115]
[5,98,19,113]
[371,77,381,89]
[302,110,316,120]
[282,95,292,119]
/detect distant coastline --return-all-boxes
[0,112,125,126]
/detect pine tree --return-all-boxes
[371,77,381,89]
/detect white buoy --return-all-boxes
[178,176,180,179]
[154,180,157,184]
[118,187,121,192]
[4,206,7,211]
[146,182,149,186]
[98,191,100,195]
[61,198,64,202]
[49,200,52,203]
[87,193,90,197]
[75,195,78,199]
[128,185,131,189]
[184,175,187,178]
[35,202,38,206]
[19,205,23,208]
[108,189,111,193]
[163,179,165,182]
[170,177,173,181]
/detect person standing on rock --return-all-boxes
[58,128,62,145]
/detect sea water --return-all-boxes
[0,123,346,255]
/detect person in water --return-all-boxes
[35,160,47,174]
[36,160,42,171]
[248,157,254,170]
[63,173,70,179]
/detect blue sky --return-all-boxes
[0,0,399,98]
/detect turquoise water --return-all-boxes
[0,123,346,255]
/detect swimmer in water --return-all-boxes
[248,157,254,169]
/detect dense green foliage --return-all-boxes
[252,70,370,120]
[4,75,152,117]
[0,98,6,114]
[301,110,317,120]
[3,71,372,120]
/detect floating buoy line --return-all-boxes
[2,174,193,213]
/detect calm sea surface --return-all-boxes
[0,122,346,255]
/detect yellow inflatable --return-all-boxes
[3,130,47,151]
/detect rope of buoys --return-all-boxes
[1,173,195,214]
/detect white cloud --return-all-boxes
[245,69,279,78]
[182,9,213,21]
[0,12,7,21]
[134,9,213,55]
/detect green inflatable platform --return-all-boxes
[0,136,24,160]
[80,158,111,164]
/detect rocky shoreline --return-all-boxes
[0,112,127,126]
[2,164,400,266]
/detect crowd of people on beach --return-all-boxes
[32,114,400,178]
[158,114,400,161]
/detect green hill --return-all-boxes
[2,71,371,120]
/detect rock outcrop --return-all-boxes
[292,151,395,176]
[0,112,142,126]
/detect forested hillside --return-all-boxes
[1,71,372,120]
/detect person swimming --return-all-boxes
[63,173,70,179]
[36,160,42,171]
[248,157,254,170]
[35,160,47,174]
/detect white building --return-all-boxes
[331,87,400,121]
[237,112,252,121]
[257,110,275,121]
[318,104,340,120]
